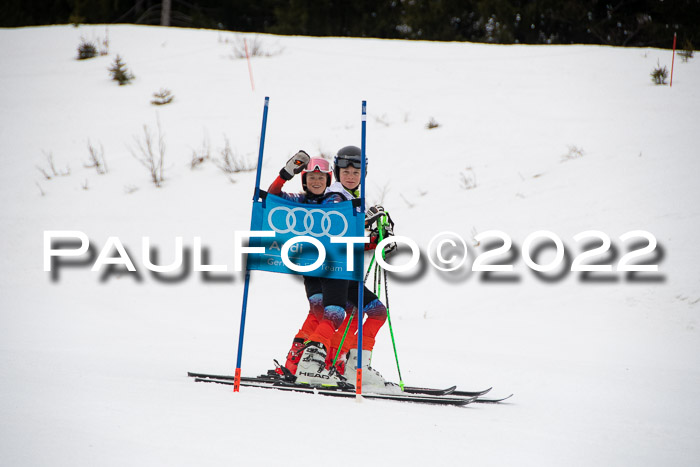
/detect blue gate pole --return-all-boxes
[234,96,270,392]
[356,100,367,396]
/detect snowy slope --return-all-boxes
[1,24,699,466]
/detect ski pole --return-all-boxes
[331,309,355,368]
[378,215,404,390]
[383,259,404,390]
[330,255,378,368]
[374,254,381,296]
[365,254,376,282]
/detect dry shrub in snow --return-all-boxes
[230,36,282,58]
[36,151,70,179]
[130,121,166,187]
[373,114,391,127]
[425,117,440,129]
[562,145,585,161]
[76,38,98,60]
[151,88,175,106]
[190,135,211,170]
[459,167,477,190]
[372,182,391,205]
[77,31,109,59]
[678,39,695,62]
[213,137,256,181]
[85,140,108,174]
[650,60,668,85]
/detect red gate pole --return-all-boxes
[244,38,255,92]
[670,33,677,87]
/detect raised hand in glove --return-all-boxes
[280,150,310,180]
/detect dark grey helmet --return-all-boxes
[333,145,367,180]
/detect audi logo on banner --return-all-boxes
[267,206,349,237]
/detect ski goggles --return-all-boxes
[303,158,331,173]
[334,157,363,169]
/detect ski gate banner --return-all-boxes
[234,96,368,394]
[246,192,364,282]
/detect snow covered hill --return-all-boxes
[1,24,699,466]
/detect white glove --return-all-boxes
[280,150,310,180]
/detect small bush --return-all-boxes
[213,137,256,181]
[99,29,110,56]
[372,182,391,205]
[84,140,108,174]
[562,145,585,161]
[650,60,668,85]
[36,151,70,179]
[70,14,86,27]
[151,88,175,106]
[77,38,98,60]
[190,135,210,170]
[231,36,282,58]
[459,168,477,190]
[399,193,415,208]
[373,114,390,127]
[425,117,440,129]
[109,55,134,85]
[678,39,695,62]
[130,121,166,187]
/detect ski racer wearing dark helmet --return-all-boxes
[330,145,367,198]
[314,145,397,392]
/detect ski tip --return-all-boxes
[477,393,514,404]
[452,386,492,397]
[493,393,514,402]
[449,396,478,406]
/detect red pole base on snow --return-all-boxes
[233,367,242,392]
[355,368,363,395]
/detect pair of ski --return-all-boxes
[188,371,512,406]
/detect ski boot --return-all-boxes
[283,338,305,375]
[346,349,401,394]
[295,342,348,388]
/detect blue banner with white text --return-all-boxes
[246,194,364,281]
